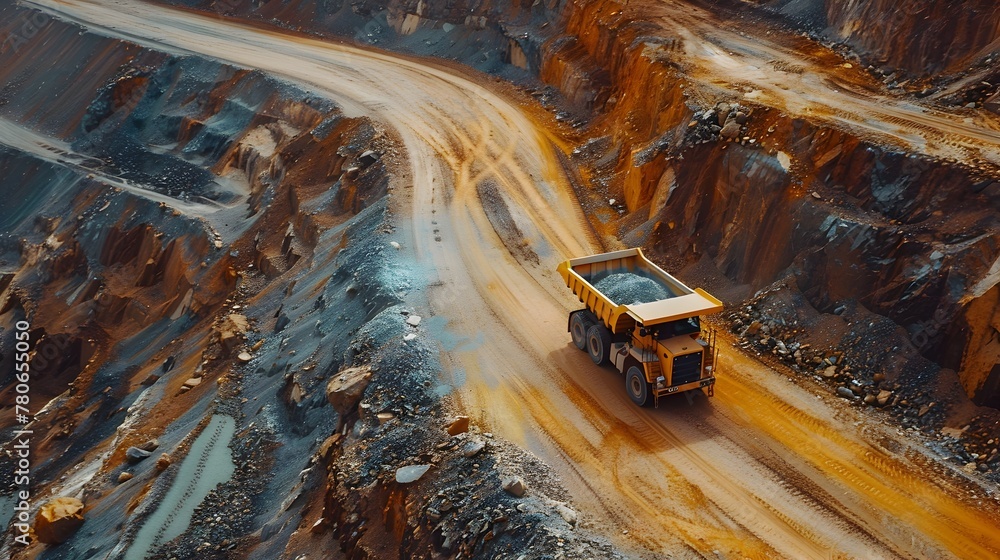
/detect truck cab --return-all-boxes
[611,316,718,406]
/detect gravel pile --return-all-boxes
[594,272,672,305]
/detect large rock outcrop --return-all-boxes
[34,497,85,544]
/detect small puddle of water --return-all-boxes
[124,415,236,560]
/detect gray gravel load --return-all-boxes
[594,272,672,305]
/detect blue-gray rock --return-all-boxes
[395,464,431,484]
[836,386,855,399]
[126,447,152,463]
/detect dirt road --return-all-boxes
[637,0,1000,171]
[21,0,1000,557]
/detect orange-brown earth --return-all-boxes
[3,0,1000,558]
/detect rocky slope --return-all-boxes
[544,1,1000,418]
[0,2,623,558]
[191,0,1000,424]
[822,0,1000,77]
[4,0,1000,557]
[165,0,1000,462]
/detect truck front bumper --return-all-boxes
[654,376,715,398]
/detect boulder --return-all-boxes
[716,103,730,125]
[155,453,172,471]
[217,314,249,355]
[502,476,527,497]
[446,416,470,436]
[117,472,133,484]
[395,464,431,484]
[461,437,486,457]
[137,439,159,452]
[125,447,152,463]
[720,120,741,140]
[34,497,85,544]
[326,366,373,419]
[550,501,578,526]
[876,390,893,406]
[318,434,342,461]
[274,313,290,333]
[836,386,855,399]
[358,150,380,167]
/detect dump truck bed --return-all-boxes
[557,248,723,334]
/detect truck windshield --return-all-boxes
[656,316,700,339]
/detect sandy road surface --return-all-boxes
[20,0,1000,557]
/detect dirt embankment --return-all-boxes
[449,0,1000,425]
[6,0,1000,557]
[0,4,628,559]
[84,0,1000,552]
[568,0,1000,460]
[159,0,1000,412]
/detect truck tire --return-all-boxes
[626,366,652,407]
[570,313,592,351]
[586,324,612,365]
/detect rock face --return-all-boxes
[326,366,373,419]
[34,497,85,544]
[0,5,398,558]
[824,0,1000,75]
[126,447,152,463]
[218,314,249,355]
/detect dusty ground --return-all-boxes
[19,0,1000,557]
[626,0,1000,172]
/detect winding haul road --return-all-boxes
[22,0,1000,557]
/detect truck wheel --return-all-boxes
[570,313,591,351]
[586,324,612,365]
[626,366,652,407]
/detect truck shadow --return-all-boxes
[550,344,716,450]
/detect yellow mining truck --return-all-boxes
[557,248,723,407]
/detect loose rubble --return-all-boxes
[594,272,672,305]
